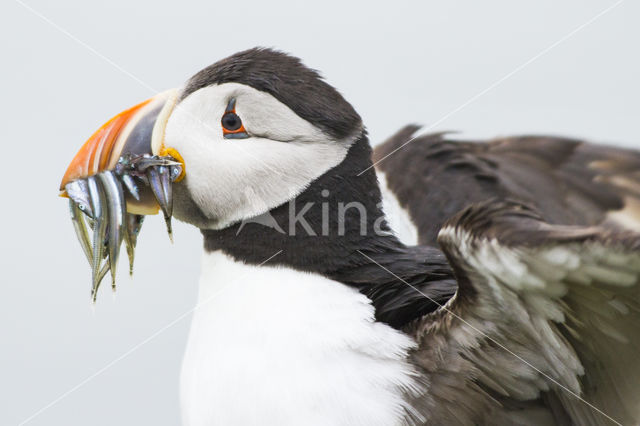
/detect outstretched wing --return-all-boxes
[374,126,640,245]
[408,200,640,425]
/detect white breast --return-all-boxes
[180,251,422,426]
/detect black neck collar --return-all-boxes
[202,134,456,329]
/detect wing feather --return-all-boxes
[408,200,640,425]
[373,127,640,244]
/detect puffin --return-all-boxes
[59,48,640,426]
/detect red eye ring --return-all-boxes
[222,112,245,133]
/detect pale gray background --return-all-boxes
[1,0,638,424]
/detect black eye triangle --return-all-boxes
[225,98,237,112]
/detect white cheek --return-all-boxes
[234,88,327,142]
[164,83,353,228]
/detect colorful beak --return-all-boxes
[61,89,184,300]
[60,89,182,205]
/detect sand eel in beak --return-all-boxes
[60,90,183,299]
[61,48,640,425]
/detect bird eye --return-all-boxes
[222,98,248,139]
[222,112,242,131]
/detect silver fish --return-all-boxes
[98,171,126,290]
[87,176,108,301]
[146,166,174,241]
[123,213,144,276]
[67,153,181,300]
[121,174,140,201]
[66,179,94,219]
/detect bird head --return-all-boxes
[60,48,366,297]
